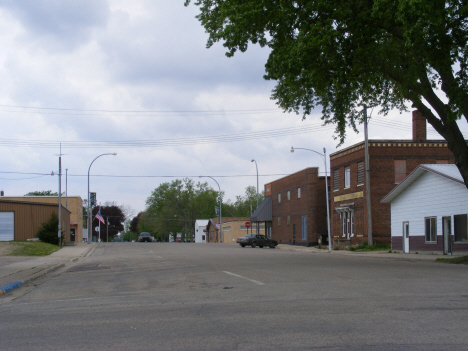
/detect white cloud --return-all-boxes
[0,0,466,216]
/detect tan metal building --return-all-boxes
[0,199,71,241]
[206,217,265,243]
[0,196,83,242]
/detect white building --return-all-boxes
[381,164,468,255]
[194,219,209,243]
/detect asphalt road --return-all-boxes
[1,243,467,351]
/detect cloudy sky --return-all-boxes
[0,1,466,219]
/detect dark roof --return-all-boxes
[250,197,272,222]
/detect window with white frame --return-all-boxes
[297,187,301,198]
[454,214,468,242]
[344,166,351,188]
[287,191,290,201]
[277,217,281,226]
[340,210,354,239]
[278,193,281,203]
[425,217,437,242]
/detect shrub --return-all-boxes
[37,212,61,246]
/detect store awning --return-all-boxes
[250,197,272,222]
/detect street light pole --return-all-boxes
[291,146,332,252]
[199,176,222,243]
[87,153,117,244]
[251,159,259,235]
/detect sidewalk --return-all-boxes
[0,243,96,296]
[276,244,449,261]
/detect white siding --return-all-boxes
[194,220,209,243]
[390,172,468,238]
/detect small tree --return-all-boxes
[37,212,61,246]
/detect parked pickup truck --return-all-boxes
[236,234,278,248]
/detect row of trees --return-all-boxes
[127,178,264,242]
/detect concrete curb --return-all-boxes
[0,262,66,296]
[0,244,95,296]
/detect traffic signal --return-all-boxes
[90,192,96,207]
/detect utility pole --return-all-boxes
[364,108,373,245]
[65,168,68,208]
[58,146,62,246]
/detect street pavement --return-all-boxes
[0,241,454,296]
[1,242,468,350]
[0,242,443,295]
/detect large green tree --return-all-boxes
[141,179,219,242]
[25,190,58,196]
[91,205,125,242]
[223,186,265,217]
[186,0,468,186]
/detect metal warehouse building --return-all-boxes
[0,199,71,242]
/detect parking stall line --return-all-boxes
[222,271,265,286]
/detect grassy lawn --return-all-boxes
[348,242,391,252]
[7,242,61,256]
[435,255,468,265]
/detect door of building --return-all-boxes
[70,229,75,242]
[0,212,14,241]
[403,222,410,253]
[443,216,452,255]
[301,216,307,241]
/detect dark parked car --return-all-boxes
[236,234,278,248]
[138,232,153,242]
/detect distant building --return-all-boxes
[194,219,209,243]
[330,110,455,246]
[205,217,263,243]
[382,164,468,255]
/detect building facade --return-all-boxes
[0,199,71,241]
[382,164,468,254]
[194,219,209,243]
[0,196,83,242]
[330,110,455,246]
[205,217,264,243]
[267,167,329,246]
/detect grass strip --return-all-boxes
[9,242,61,256]
[348,242,391,252]
[435,255,468,265]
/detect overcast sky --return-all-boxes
[0,1,466,219]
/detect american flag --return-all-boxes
[95,212,105,224]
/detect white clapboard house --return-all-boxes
[381,164,468,255]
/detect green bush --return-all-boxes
[37,212,61,246]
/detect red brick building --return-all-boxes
[267,167,329,246]
[330,110,455,246]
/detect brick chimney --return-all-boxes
[412,110,427,141]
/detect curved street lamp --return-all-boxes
[87,153,117,244]
[199,176,222,243]
[291,146,331,252]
